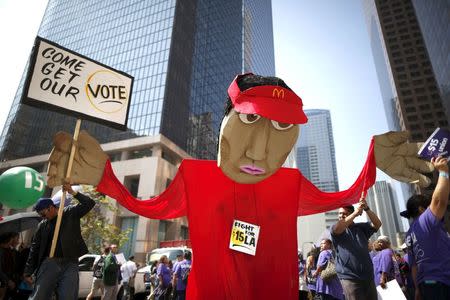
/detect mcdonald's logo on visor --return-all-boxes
[272,88,285,99]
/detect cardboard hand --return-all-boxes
[47,130,108,188]
[374,131,434,187]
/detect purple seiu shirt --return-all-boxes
[372,248,395,286]
[157,263,172,287]
[316,250,344,300]
[405,208,450,285]
[173,259,191,291]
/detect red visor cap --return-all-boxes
[228,75,308,124]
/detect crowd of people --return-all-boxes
[0,232,32,300]
[85,244,138,300]
[298,156,450,300]
[146,251,192,300]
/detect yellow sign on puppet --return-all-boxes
[229,219,260,256]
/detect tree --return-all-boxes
[78,185,132,254]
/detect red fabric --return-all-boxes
[97,139,376,300]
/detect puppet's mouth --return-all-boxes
[240,165,266,175]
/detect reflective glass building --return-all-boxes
[0,0,275,161]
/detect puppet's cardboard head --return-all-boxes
[218,73,307,184]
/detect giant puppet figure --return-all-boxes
[47,74,433,299]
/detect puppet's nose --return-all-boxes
[245,122,269,161]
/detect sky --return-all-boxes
[0,0,390,190]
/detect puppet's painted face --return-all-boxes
[218,109,299,183]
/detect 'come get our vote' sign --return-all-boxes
[22,37,133,130]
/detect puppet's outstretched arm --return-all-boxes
[297,131,434,216]
[47,131,187,219]
[297,138,376,216]
[374,131,433,187]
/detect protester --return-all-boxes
[298,251,309,300]
[155,255,172,300]
[313,239,343,300]
[372,235,395,288]
[86,246,110,300]
[305,247,320,299]
[121,255,138,300]
[172,251,191,300]
[330,197,382,300]
[402,156,450,299]
[400,245,414,300]
[103,244,121,300]
[0,232,17,300]
[23,183,95,300]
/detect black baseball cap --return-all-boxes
[34,198,54,212]
[400,195,430,219]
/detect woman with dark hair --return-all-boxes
[298,251,309,300]
[155,255,172,300]
[313,239,343,300]
[306,247,320,299]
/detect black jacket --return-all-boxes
[24,192,95,276]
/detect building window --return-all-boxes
[129,148,152,159]
[120,217,138,258]
[124,175,140,197]
[158,220,167,242]
[109,152,122,162]
[181,225,189,240]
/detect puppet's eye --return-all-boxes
[271,120,293,130]
[238,113,261,124]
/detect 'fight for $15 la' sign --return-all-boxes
[22,37,133,129]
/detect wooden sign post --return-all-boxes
[49,119,81,258]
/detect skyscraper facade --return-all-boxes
[363,0,450,230]
[363,0,448,142]
[296,109,340,246]
[0,0,275,161]
[366,180,402,247]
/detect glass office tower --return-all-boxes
[0,0,275,161]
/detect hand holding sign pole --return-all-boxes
[49,119,81,258]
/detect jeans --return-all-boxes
[29,257,79,300]
[340,279,377,300]
[122,282,135,300]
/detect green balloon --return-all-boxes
[0,167,46,209]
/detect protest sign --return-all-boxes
[376,280,406,300]
[22,36,133,130]
[418,127,450,160]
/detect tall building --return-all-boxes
[0,0,275,161]
[296,109,340,247]
[363,0,449,142]
[0,0,275,257]
[366,181,402,247]
[363,0,450,231]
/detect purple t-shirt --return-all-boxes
[316,250,344,300]
[173,259,191,291]
[372,248,394,286]
[405,207,450,285]
[157,263,172,287]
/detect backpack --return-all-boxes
[93,256,105,278]
[180,262,191,285]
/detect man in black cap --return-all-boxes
[23,183,95,300]
[402,156,450,300]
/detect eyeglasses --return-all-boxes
[38,208,50,217]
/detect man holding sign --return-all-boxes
[47,73,434,299]
[23,183,95,300]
